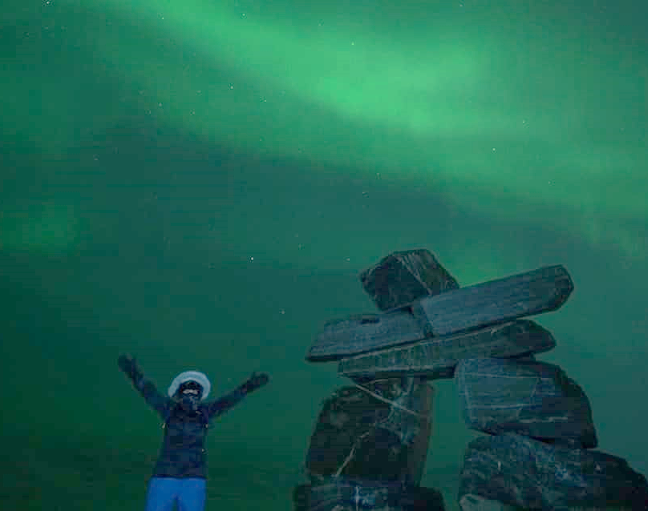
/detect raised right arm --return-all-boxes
[118,354,171,419]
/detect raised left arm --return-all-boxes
[205,372,269,420]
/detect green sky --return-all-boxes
[4,0,647,260]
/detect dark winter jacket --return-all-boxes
[132,375,249,479]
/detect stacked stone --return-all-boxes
[297,249,648,510]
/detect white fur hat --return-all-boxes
[167,371,211,400]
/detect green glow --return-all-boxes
[8,0,647,258]
[0,203,78,252]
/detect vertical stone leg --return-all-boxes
[294,377,444,510]
[456,358,648,510]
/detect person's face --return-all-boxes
[179,381,203,396]
[177,381,202,411]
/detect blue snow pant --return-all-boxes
[145,477,206,511]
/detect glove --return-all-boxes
[243,371,269,393]
[118,354,142,383]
